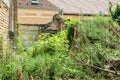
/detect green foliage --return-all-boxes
[0,36,3,52]
[16,23,24,53]
[28,31,69,57]
[81,17,117,42]
[1,16,120,80]
[109,2,120,25]
[65,17,81,48]
[65,17,80,28]
[1,61,18,80]
[0,49,78,80]
[78,16,120,68]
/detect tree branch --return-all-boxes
[71,53,120,76]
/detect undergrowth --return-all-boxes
[0,16,120,80]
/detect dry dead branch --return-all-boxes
[71,53,120,76]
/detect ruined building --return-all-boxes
[0,0,17,51]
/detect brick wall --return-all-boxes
[18,8,58,24]
[0,1,9,51]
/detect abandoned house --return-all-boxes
[17,0,119,48]
[17,0,62,48]
[0,0,17,51]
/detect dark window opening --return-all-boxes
[31,0,38,1]
[31,0,39,5]
[31,2,39,5]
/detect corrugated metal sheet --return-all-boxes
[48,0,120,15]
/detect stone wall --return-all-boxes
[20,25,38,49]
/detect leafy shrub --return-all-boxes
[0,36,3,53]
[109,2,120,25]
[1,16,120,80]
[16,23,24,53]
[65,17,81,48]
[28,31,69,57]
[77,16,120,69]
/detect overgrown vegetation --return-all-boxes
[16,23,24,53]
[109,2,120,25]
[0,15,120,80]
[0,36,3,52]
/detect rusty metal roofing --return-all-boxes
[48,0,120,15]
[17,0,60,11]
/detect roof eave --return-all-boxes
[64,13,109,16]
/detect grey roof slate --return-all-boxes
[18,0,120,15]
[48,0,120,15]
